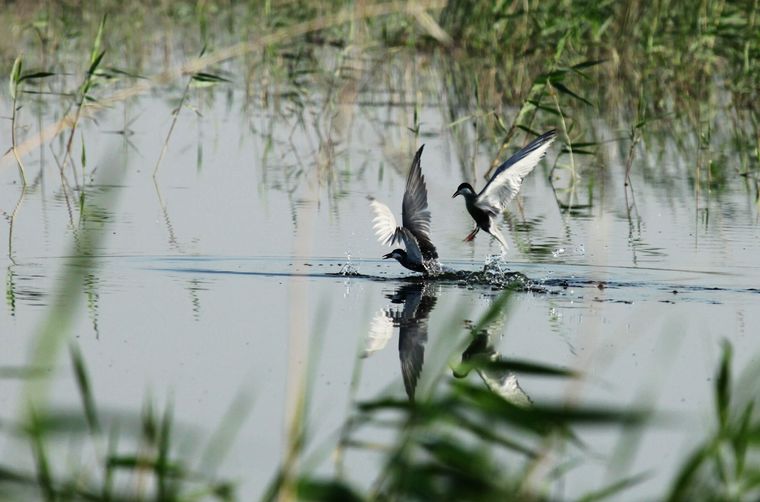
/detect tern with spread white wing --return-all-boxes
[452,129,558,254]
[370,145,440,275]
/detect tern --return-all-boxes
[452,129,557,253]
[370,145,440,275]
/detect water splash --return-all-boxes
[456,254,535,289]
[483,254,511,282]
[424,259,443,276]
[552,244,586,258]
[338,251,360,276]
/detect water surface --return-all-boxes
[1,47,759,498]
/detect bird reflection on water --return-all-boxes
[363,282,531,406]
[364,282,437,401]
[454,322,532,408]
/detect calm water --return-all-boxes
[1,49,759,498]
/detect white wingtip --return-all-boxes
[369,199,399,247]
[362,309,394,357]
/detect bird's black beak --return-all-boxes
[452,190,460,198]
[382,252,393,259]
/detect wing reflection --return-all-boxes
[455,315,532,407]
[363,282,438,401]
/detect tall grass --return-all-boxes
[3,0,757,193]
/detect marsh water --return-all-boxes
[1,42,759,499]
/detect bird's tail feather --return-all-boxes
[489,225,509,255]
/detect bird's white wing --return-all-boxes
[480,371,532,407]
[362,309,394,358]
[370,200,423,265]
[370,199,400,246]
[476,129,557,215]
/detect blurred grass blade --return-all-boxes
[455,355,581,378]
[191,72,231,83]
[0,366,48,379]
[91,14,106,64]
[469,290,511,335]
[666,446,710,501]
[553,82,593,107]
[579,472,651,501]
[19,71,55,82]
[69,343,99,434]
[198,387,255,475]
[716,340,732,429]
[88,50,106,76]
[571,59,606,70]
[9,55,22,99]
[103,67,146,79]
[295,479,362,501]
[157,401,175,500]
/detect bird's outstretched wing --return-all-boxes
[370,199,401,246]
[401,145,438,260]
[370,199,424,265]
[399,322,426,401]
[362,309,394,358]
[396,283,436,401]
[475,129,557,215]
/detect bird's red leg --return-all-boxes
[463,226,479,242]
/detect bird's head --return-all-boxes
[383,249,406,262]
[452,182,475,199]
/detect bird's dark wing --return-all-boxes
[475,129,557,215]
[398,283,423,320]
[401,145,438,260]
[399,228,423,267]
[415,287,438,319]
[399,321,426,401]
[397,284,436,401]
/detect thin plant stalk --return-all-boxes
[153,77,192,177]
[61,95,85,188]
[11,89,29,186]
[61,15,106,188]
[549,83,577,182]
[624,127,641,187]
[7,187,27,265]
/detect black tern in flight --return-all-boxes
[370,145,441,275]
[452,129,557,253]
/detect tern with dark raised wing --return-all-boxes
[452,129,557,254]
[370,145,441,275]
